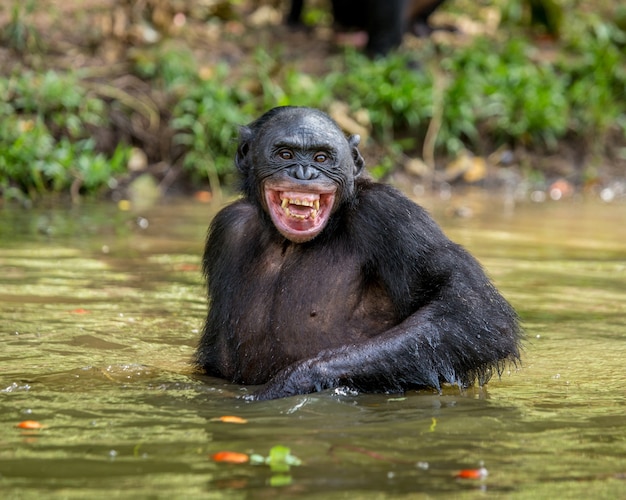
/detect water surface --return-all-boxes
[1,192,625,498]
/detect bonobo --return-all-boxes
[287,0,448,56]
[195,106,521,400]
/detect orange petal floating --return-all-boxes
[456,467,488,480]
[211,451,250,464]
[212,415,248,424]
[16,420,45,430]
[69,308,89,314]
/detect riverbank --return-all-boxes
[1,0,625,203]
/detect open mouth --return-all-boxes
[265,188,336,243]
[280,195,320,219]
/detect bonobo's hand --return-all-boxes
[247,357,335,401]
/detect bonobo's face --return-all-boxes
[236,107,364,243]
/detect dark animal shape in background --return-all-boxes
[287,0,448,56]
[195,106,522,400]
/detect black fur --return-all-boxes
[195,106,521,400]
[287,0,448,56]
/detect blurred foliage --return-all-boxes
[439,38,570,152]
[130,41,198,91]
[500,0,564,37]
[168,30,626,183]
[328,50,433,143]
[172,64,253,192]
[0,0,44,55]
[0,0,625,199]
[0,71,131,199]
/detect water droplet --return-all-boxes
[530,190,546,203]
[137,217,149,229]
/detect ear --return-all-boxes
[235,126,254,173]
[348,134,365,177]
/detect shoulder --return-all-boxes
[212,198,258,223]
[210,199,258,236]
[352,178,445,242]
[206,198,267,256]
[204,199,266,276]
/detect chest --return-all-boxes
[223,241,397,361]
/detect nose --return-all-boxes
[288,164,320,181]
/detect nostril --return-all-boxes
[306,168,320,180]
[289,164,320,181]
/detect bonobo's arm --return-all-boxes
[251,277,519,400]
[196,199,261,378]
[250,183,521,400]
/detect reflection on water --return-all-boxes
[1,193,625,498]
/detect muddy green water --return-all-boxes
[1,192,625,499]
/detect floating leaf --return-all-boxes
[456,467,488,480]
[249,453,266,465]
[267,445,302,472]
[211,451,249,464]
[249,446,302,472]
[211,415,248,424]
[429,417,437,432]
[16,420,45,430]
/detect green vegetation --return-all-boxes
[0,71,130,201]
[172,64,252,191]
[439,38,570,152]
[1,0,625,200]
[1,0,43,55]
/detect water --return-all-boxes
[1,192,625,499]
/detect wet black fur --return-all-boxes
[195,106,522,400]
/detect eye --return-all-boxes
[314,152,328,163]
[277,149,293,160]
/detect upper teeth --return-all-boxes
[280,198,320,219]
[281,198,320,210]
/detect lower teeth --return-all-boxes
[283,207,318,220]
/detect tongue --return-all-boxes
[288,204,313,217]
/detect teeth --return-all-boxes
[279,196,320,220]
[280,197,318,207]
[287,209,307,219]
